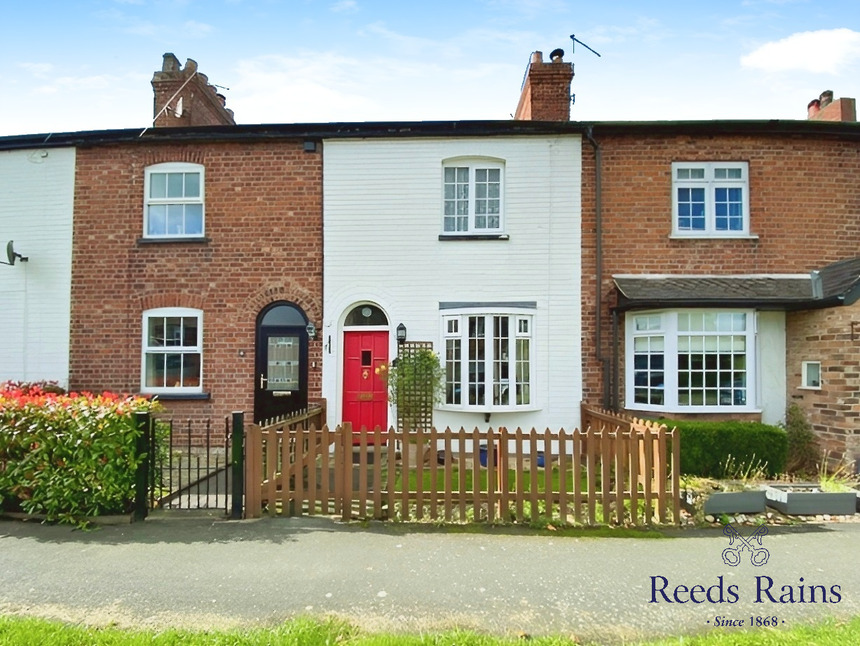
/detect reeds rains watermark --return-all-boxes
[649,524,843,605]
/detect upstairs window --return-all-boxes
[672,162,749,236]
[144,163,204,238]
[442,160,503,234]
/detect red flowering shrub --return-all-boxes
[0,382,162,524]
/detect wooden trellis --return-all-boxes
[394,341,435,433]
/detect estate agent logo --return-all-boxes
[722,523,769,567]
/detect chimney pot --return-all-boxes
[549,48,565,62]
[820,90,834,108]
[807,99,821,119]
[531,51,543,64]
[161,53,181,73]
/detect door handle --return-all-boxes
[260,374,268,389]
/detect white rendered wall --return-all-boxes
[322,136,582,432]
[0,147,75,388]
[758,311,786,425]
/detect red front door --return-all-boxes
[343,330,389,442]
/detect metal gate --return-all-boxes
[134,412,245,519]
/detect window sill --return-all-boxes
[437,405,541,414]
[143,392,211,401]
[438,234,509,241]
[137,236,210,245]
[668,233,759,241]
[797,386,821,391]
[626,404,761,415]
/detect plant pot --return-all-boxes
[478,445,497,467]
[764,484,857,516]
[703,489,767,515]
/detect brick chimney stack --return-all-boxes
[151,53,235,127]
[514,49,574,121]
[807,90,856,122]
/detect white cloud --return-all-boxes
[17,62,54,77]
[229,50,518,124]
[741,28,860,74]
[587,17,668,47]
[33,74,117,96]
[184,20,214,37]
[482,0,569,20]
[331,0,359,13]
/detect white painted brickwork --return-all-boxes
[0,147,75,387]
[323,136,582,431]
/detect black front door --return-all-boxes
[254,303,309,423]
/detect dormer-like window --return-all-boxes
[144,162,205,238]
[442,159,504,235]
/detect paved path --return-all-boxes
[1,515,858,643]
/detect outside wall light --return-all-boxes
[306,321,317,339]
[396,323,407,344]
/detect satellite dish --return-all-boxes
[2,240,28,266]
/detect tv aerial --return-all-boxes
[1,240,28,266]
[568,34,601,106]
[570,34,601,58]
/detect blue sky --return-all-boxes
[1,0,858,136]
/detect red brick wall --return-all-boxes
[69,140,322,423]
[786,304,860,464]
[582,132,860,429]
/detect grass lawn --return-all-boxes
[1,615,859,645]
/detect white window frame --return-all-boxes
[441,158,504,235]
[625,309,757,414]
[671,162,749,237]
[141,307,203,394]
[143,162,205,238]
[440,308,534,412]
[801,361,822,390]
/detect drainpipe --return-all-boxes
[611,310,620,410]
[584,125,612,409]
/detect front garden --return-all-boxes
[675,405,859,525]
[1,378,857,528]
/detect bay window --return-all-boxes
[627,310,755,412]
[442,310,532,411]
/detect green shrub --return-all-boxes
[783,403,821,475]
[0,382,161,524]
[660,418,787,478]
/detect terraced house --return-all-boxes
[577,92,860,463]
[1,51,858,465]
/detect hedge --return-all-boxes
[660,418,788,478]
[0,382,161,524]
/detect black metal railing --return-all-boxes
[135,412,245,519]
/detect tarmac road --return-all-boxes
[1,515,859,643]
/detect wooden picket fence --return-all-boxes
[244,407,681,526]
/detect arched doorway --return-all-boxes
[254,302,309,422]
[342,304,389,438]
